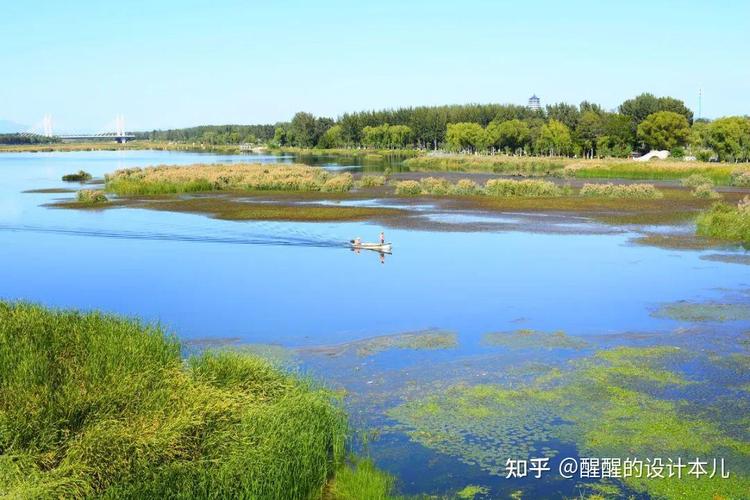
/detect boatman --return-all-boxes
[379,231,385,244]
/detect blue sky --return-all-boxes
[1,0,747,132]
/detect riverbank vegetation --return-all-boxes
[0,302,347,498]
[76,189,109,205]
[579,182,663,199]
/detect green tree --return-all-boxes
[536,120,572,156]
[619,93,694,129]
[445,123,488,153]
[706,117,750,161]
[576,111,604,157]
[487,119,531,154]
[636,111,690,151]
[317,125,344,148]
[545,103,580,130]
[387,125,413,148]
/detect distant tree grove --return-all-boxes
[3,93,747,161]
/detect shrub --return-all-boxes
[731,170,750,187]
[692,183,722,199]
[62,170,92,182]
[0,302,346,498]
[681,174,714,189]
[76,189,108,204]
[579,183,663,199]
[449,178,484,196]
[357,175,386,188]
[394,180,422,196]
[484,179,562,197]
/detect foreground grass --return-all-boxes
[106,163,354,195]
[0,302,347,498]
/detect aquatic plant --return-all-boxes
[696,201,750,245]
[393,180,422,196]
[357,175,387,188]
[387,345,750,499]
[76,189,108,204]
[105,163,355,195]
[62,170,92,182]
[418,176,452,195]
[653,301,750,322]
[0,302,346,498]
[306,330,457,358]
[327,458,398,500]
[481,329,588,350]
[456,484,489,499]
[484,179,562,197]
[579,182,663,199]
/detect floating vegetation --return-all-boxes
[456,484,489,499]
[76,189,108,204]
[306,330,458,358]
[105,163,355,195]
[696,199,750,245]
[691,182,722,199]
[481,329,588,350]
[653,301,750,322]
[387,345,750,499]
[681,174,715,189]
[0,302,347,498]
[62,169,92,182]
[579,182,663,199]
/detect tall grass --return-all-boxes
[566,160,740,183]
[485,179,562,197]
[696,198,750,245]
[0,302,346,499]
[62,170,92,182]
[106,164,354,195]
[76,189,109,204]
[579,183,663,199]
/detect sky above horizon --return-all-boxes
[1,0,748,133]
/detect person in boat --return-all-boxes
[379,231,385,245]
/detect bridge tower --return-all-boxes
[42,115,54,137]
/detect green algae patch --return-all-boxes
[387,345,750,499]
[456,484,489,499]
[653,301,750,322]
[481,329,588,350]
[305,330,458,358]
[701,253,750,266]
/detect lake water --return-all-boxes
[1,150,748,498]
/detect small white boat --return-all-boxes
[350,241,392,253]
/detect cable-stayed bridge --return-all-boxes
[23,115,135,143]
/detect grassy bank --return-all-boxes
[0,302,347,498]
[106,164,354,195]
[404,154,750,184]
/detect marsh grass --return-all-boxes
[106,163,355,195]
[0,302,347,499]
[652,301,750,322]
[76,189,108,204]
[485,178,563,197]
[696,200,750,245]
[62,170,92,182]
[305,330,457,358]
[326,458,398,500]
[579,183,663,199]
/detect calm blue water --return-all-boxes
[1,150,748,347]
